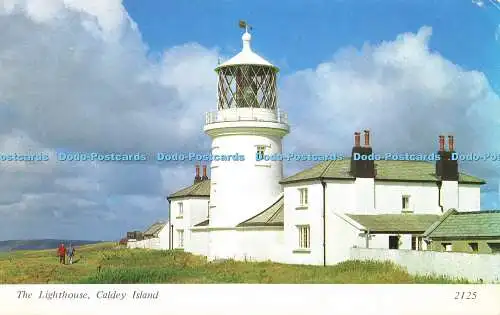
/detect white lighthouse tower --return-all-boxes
[204,22,289,259]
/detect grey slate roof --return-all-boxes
[346,213,441,234]
[194,219,209,227]
[280,159,485,185]
[167,179,210,199]
[423,209,500,239]
[237,195,284,227]
[143,221,167,237]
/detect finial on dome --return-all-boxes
[239,20,252,51]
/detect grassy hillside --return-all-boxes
[0,243,470,284]
[0,239,104,252]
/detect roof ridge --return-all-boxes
[237,195,284,226]
[266,201,284,223]
[423,209,457,237]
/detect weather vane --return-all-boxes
[238,20,253,32]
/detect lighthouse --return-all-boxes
[204,22,289,259]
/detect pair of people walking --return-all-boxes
[57,242,76,265]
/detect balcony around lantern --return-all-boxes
[204,107,290,136]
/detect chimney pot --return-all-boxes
[448,135,455,152]
[363,130,370,147]
[202,165,207,179]
[354,132,361,147]
[195,164,200,177]
[439,135,445,151]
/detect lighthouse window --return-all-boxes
[256,145,266,157]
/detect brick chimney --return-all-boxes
[448,135,454,152]
[194,164,202,184]
[436,135,458,181]
[363,129,370,147]
[350,130,375,178]
[202,164,209,180]
[354,132,361,147]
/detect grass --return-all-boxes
[0,243,470,284]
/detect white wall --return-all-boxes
[374,181,442,214]
[157,224,170,250]
[325,212,363,265]
[355,178,375,213]
[325,180,356,212]
[351,248,500,283]
[205,227,285,262]
[441,180,459,211]
[209,133,285,228]
[237,228,284,262]
[283,181,324,265]
[127,239,149,249]
[207,229,240,260]
[170,197,209,250]
[458,184,481,211]
[188,228,209,256]
[366,234,416,250]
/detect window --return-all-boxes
[442,243,452,252]
[298,225,310,249]
[487,243,500,254]
[256,145,266,157]
[178,202,183,218]
[299,188,308,206]
[389,236,399,249]
[411,236,417,250]
[469,243,478,252]
[402,195,410,211]
[177,230,184,248]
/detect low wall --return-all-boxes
[350,248,500,283]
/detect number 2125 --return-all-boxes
[455,292,477,300]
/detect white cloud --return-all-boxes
[0,1,497,240]
[282,26,500,193]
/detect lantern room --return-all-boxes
[215,25,278,111]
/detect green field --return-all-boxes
[0,243,470,284]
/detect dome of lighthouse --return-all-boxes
[215,30,278,72]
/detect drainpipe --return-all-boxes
[436,181,444,213]
[365,229,370,248]
[321,180,326,267]
[168,198,172,250]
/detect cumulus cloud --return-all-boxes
[0,0,217,240]
[282,26,500,206]
[0,0,498,240]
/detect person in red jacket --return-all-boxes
[57,242,66,264]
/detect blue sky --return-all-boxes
[0,0,499,241]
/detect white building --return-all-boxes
[127,221,169,249]
[162,26,486,265]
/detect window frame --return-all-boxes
[298,188,308,207]
[177,230,184,248]
[442,242,452,252]
[256,145,266,157]
[297,225,310,249]
[177,202,184,219]
[402,195,411,212]
[469,242,478,252]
